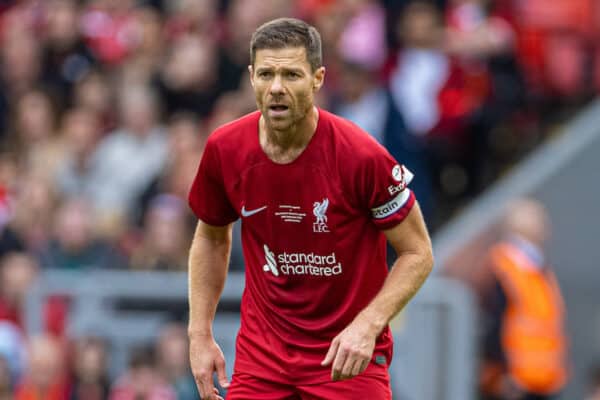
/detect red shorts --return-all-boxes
[226,368,392,400]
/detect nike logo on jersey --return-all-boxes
[241,205,267,217]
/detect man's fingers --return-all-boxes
[359,359,369,374]
[203,387,222,400]
[331,346,348,381]
[213,387,224,400]
[194,370,214,400]
[321,338,339,366]
[351,358,364,377]
[340,357,356,380]
[215,356,230,388]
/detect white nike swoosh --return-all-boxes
[241,205,267,217]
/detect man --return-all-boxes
[187,18,434,400]
[480,198,568,400]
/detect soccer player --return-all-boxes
[187,17,434,400]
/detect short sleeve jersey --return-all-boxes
[189,109,415,384]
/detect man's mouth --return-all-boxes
[269,105,289,112]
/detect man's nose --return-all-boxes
[270,75,284,95]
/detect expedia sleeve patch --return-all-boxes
[371,189,412,219]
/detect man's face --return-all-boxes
[250,47,324,131]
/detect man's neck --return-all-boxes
[260,106,319,164]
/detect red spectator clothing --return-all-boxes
[80,7,137,65]
[0,295,69,337]
[510,0,594,95]
[387,48,475,142]
[0,297,21,330]
[0,1,46,39]
[15,378,70,400]
[109,375,176,400]
[189,109,415,384]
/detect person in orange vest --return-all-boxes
[480,198,568,400]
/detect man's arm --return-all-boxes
[188,220,233,400]
[322,202,434,380]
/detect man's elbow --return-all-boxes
[421,244,434,278]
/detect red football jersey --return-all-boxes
[189,109,415,384]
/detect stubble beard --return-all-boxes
[264,104,296,136]
[260,94,313,146]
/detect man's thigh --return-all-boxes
[297,372,392,400]
[226,373,300,400]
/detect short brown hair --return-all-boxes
[250,18,322,72]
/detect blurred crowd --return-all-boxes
[0,322,199,400]
[0,0,598,398]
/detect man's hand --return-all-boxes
[189,333,230,400]
[320,315,378,381]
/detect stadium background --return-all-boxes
[0,0,598,399]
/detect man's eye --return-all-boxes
[287,72,301,79]
[258,71,272,78]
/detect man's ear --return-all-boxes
[313,66,326,91]
[248,65,255,88]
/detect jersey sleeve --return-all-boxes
[188,137,238,226]
[358,147,415,230]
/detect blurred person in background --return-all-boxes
[14,334,70,400]
[80,0,138,66]
[337,0,388,72]
[0,253,38,330]
[11,173,58,251]
[0,27,41,136]
[0,154,24,258]
[70,336,110,400]
[480,198,568,400]
[163,0,221,41]
[507,0,594,102]
[444,0,525,193]
[165,113,205,160]
[86,84,167,235]
[389,1,447,140]
[37,197,126,270]
[0,355,12,400]
[40,0,97,102]
[54,107,103,199]
[9,89,64,181]
[109,345,175,400]
[72,70,115,132]
[130,194,190,272]
[156,323,199,400]
[121,6,165,85]
[332,0,388,144]
[157,33,220,118]
[0,321,26,390]
[135,112,206,223]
